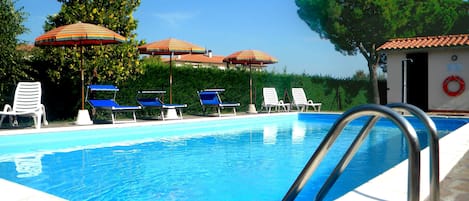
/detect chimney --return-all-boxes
[207,50,212,58]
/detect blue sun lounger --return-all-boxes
[197,89,240,117]
[86,85,141,124]
[136,90,187,120]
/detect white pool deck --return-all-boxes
[337,116,469,201]
[0,112,468,201]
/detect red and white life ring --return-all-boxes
[442,75,465,97]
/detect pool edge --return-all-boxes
[0,112,466,200]
[337,121,469,201]
[0,178,67,201]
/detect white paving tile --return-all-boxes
[0,179,67,201]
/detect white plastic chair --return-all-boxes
[261,88,290,113]
[291,88,322,112]
[0,82,48,129]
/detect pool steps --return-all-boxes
[283,103,440,201]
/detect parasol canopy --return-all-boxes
[34,22,126,113]
[138,38,206,55]
[138,38,206,103]
[223,49,278,65]
[35,22,126,46]
[223,50,278,113]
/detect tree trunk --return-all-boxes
[369,62,380,104]
[359,42,381,104]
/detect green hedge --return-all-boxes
[1,62,381,121]
[116,62,376,115]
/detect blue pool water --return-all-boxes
[0,113,467,201]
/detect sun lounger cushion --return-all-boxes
[86,85,141,124]
[137,98,186,109]
[198,90,240,117]
[88,99,141,110]
[136,91,187,120]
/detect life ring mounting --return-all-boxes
[442,75,465,97]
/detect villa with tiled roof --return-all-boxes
[168,50,227,69]
[377,34,469,113]
[162,50,267,71]
[377,34,469,50]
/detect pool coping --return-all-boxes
[0,112,467,200]
[0,178,67,201]
[337,116,469,201]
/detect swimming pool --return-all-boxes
[0,113,467,201]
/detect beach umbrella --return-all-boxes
[223,50,278,113]
[138,38,206,103]
[35,22,126,124]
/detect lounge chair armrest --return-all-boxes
[279,100,284,104]
[2,104,12,112]
[307,100,313,104]
[41,104,48,126]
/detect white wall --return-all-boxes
[385,48,469,112]
[428,49,469,111]
[385,52,407,104]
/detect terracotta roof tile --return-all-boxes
[377,34,469,51]
[16,44,35,51]
[163,54,225,64]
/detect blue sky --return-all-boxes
[16,0,367,78]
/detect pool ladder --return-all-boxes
[282,103,439,201]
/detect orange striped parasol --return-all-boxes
[35,22,126,112]
[138,38,206,103]
[34,22,126,46]
[138,38,206,55]
[224,50,278,113]
[223,49,278,65]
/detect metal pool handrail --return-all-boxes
[282,104,421,201]
[387,103,439,201]
[315,103,440,201]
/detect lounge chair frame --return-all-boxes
[197,89,240,117]
[261,87,291,113]
[291,88,322,112]
[136,90,187,120]
[0,82,48,129]
[86,85,141,124]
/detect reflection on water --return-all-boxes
[292,122,306,144]
[14,154,43,178]
[263,125,277,144]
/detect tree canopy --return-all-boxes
[0,0,34,103]
[39,0,143,85]
[31,0,144,119]
[295,0,469,104]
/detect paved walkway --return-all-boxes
[434,150,469,201]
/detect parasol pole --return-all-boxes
[80,46,85,110]
[247,62,258,114]
[169,51,174,104]
[249,63,253,104]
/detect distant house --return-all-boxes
[377,34,469,113]
[16,44,35,60]
[166,50,227,69]
[162,50,267,71]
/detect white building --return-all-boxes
[377,34,469,113]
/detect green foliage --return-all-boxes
[295,0,468,103]
[296,0,467,57]
[31,0,144,119]
[450,1,469,34]
[0,0,34,104]
[40,0,143,84]
[114,61,379,117]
